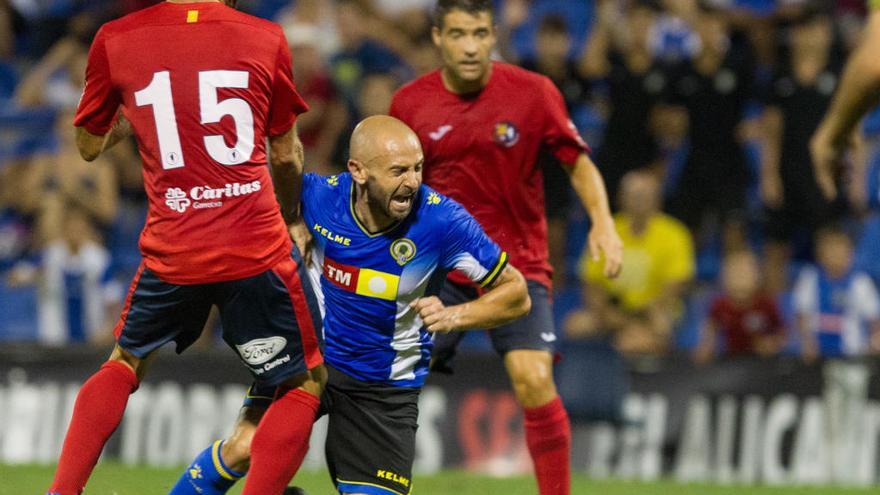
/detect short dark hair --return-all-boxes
[537,14,568,36]
[433,0,494,29]
[816,224,852,246]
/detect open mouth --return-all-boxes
[391,193,414,211]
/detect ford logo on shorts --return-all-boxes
[236,337,287,365]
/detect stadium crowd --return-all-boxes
[1,0,879,379]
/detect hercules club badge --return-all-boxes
[390,238,416,266]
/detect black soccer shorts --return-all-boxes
[114,248,323,387]
[246,366,420,495]
[431,279,556,373]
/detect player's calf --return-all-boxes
[48,346,148,495]
[504,349,571,495]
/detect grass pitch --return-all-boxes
[2,464,875,495]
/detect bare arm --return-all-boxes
[268,126,312,259]
[760,106,784,209]
[412,264,531,333]
[268,126,305,224]
[693,319,718,365]
[579,2,614,79]
[75,113,132,162]
[61,159,118,225]
[811,11,880,198]
[15,38,82,107]
[797,313,819,363]
[566,153,623,278]
[870,319,880,354]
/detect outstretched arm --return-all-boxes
[566,153,623,278]
[412,264,531,333]
[268,125,312,261]
[811,10,880,199]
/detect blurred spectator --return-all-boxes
[289,28,347,174]
[408,35,441,76]
[334,72,399,165]
[357,72,398,118]
[0,159,37,276]
[0,1,14,59]
[581,0,667,206]
[522,14,589,287]
[854,214,880,287]
[330,0,409,105]
[37,206,114,345]
[664,2,755,252]
[524,15,588,123]
[25,111,118,246]
[794,226,880,362]
[276,0,340,58]
[565,171,695,356]
[15,36,88,109]
[760,9,847,294]
[693,250,785,364]
[651,0,701,65]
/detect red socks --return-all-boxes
[524,396,571,495]
[241,388,320,495]
[49,361,139,495]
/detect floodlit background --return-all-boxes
[2,0,880,489]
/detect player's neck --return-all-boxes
[353,186,397,234]
[440,64,492,95]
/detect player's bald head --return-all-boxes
[349,115,422,166]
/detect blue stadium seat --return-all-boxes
[509,0,593,60]
[0,281,38,340]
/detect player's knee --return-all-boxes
[510,371,557,408]
[222,427,256,471]
[505,353,557,408]
[107,345,150,381]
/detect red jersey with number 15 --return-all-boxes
[74,1,308,284]
[390,62,589,288]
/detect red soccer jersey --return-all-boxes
[390,62,588,288]
[709,295,784,355]
[75,2,308,284]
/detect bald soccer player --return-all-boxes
[170,115,532,495]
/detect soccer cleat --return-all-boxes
[283,487,308,495]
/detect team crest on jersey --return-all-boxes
[426,192,441,205]
[493,121,519,147]
[327,175,339,186]
[390,238,417,266]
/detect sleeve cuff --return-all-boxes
[479,251,509,288]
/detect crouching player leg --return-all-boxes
[172,115,533,495]
[171,250,326,495]
[170,386,272,495]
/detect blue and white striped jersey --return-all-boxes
[302,172,507,387]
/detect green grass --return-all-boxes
[1,464,875,495]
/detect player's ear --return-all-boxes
[348,159,367,184]
[432,26,442,47]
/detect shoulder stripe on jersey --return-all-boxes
[479,252,508,288]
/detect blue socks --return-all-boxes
[169,440,244,495]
